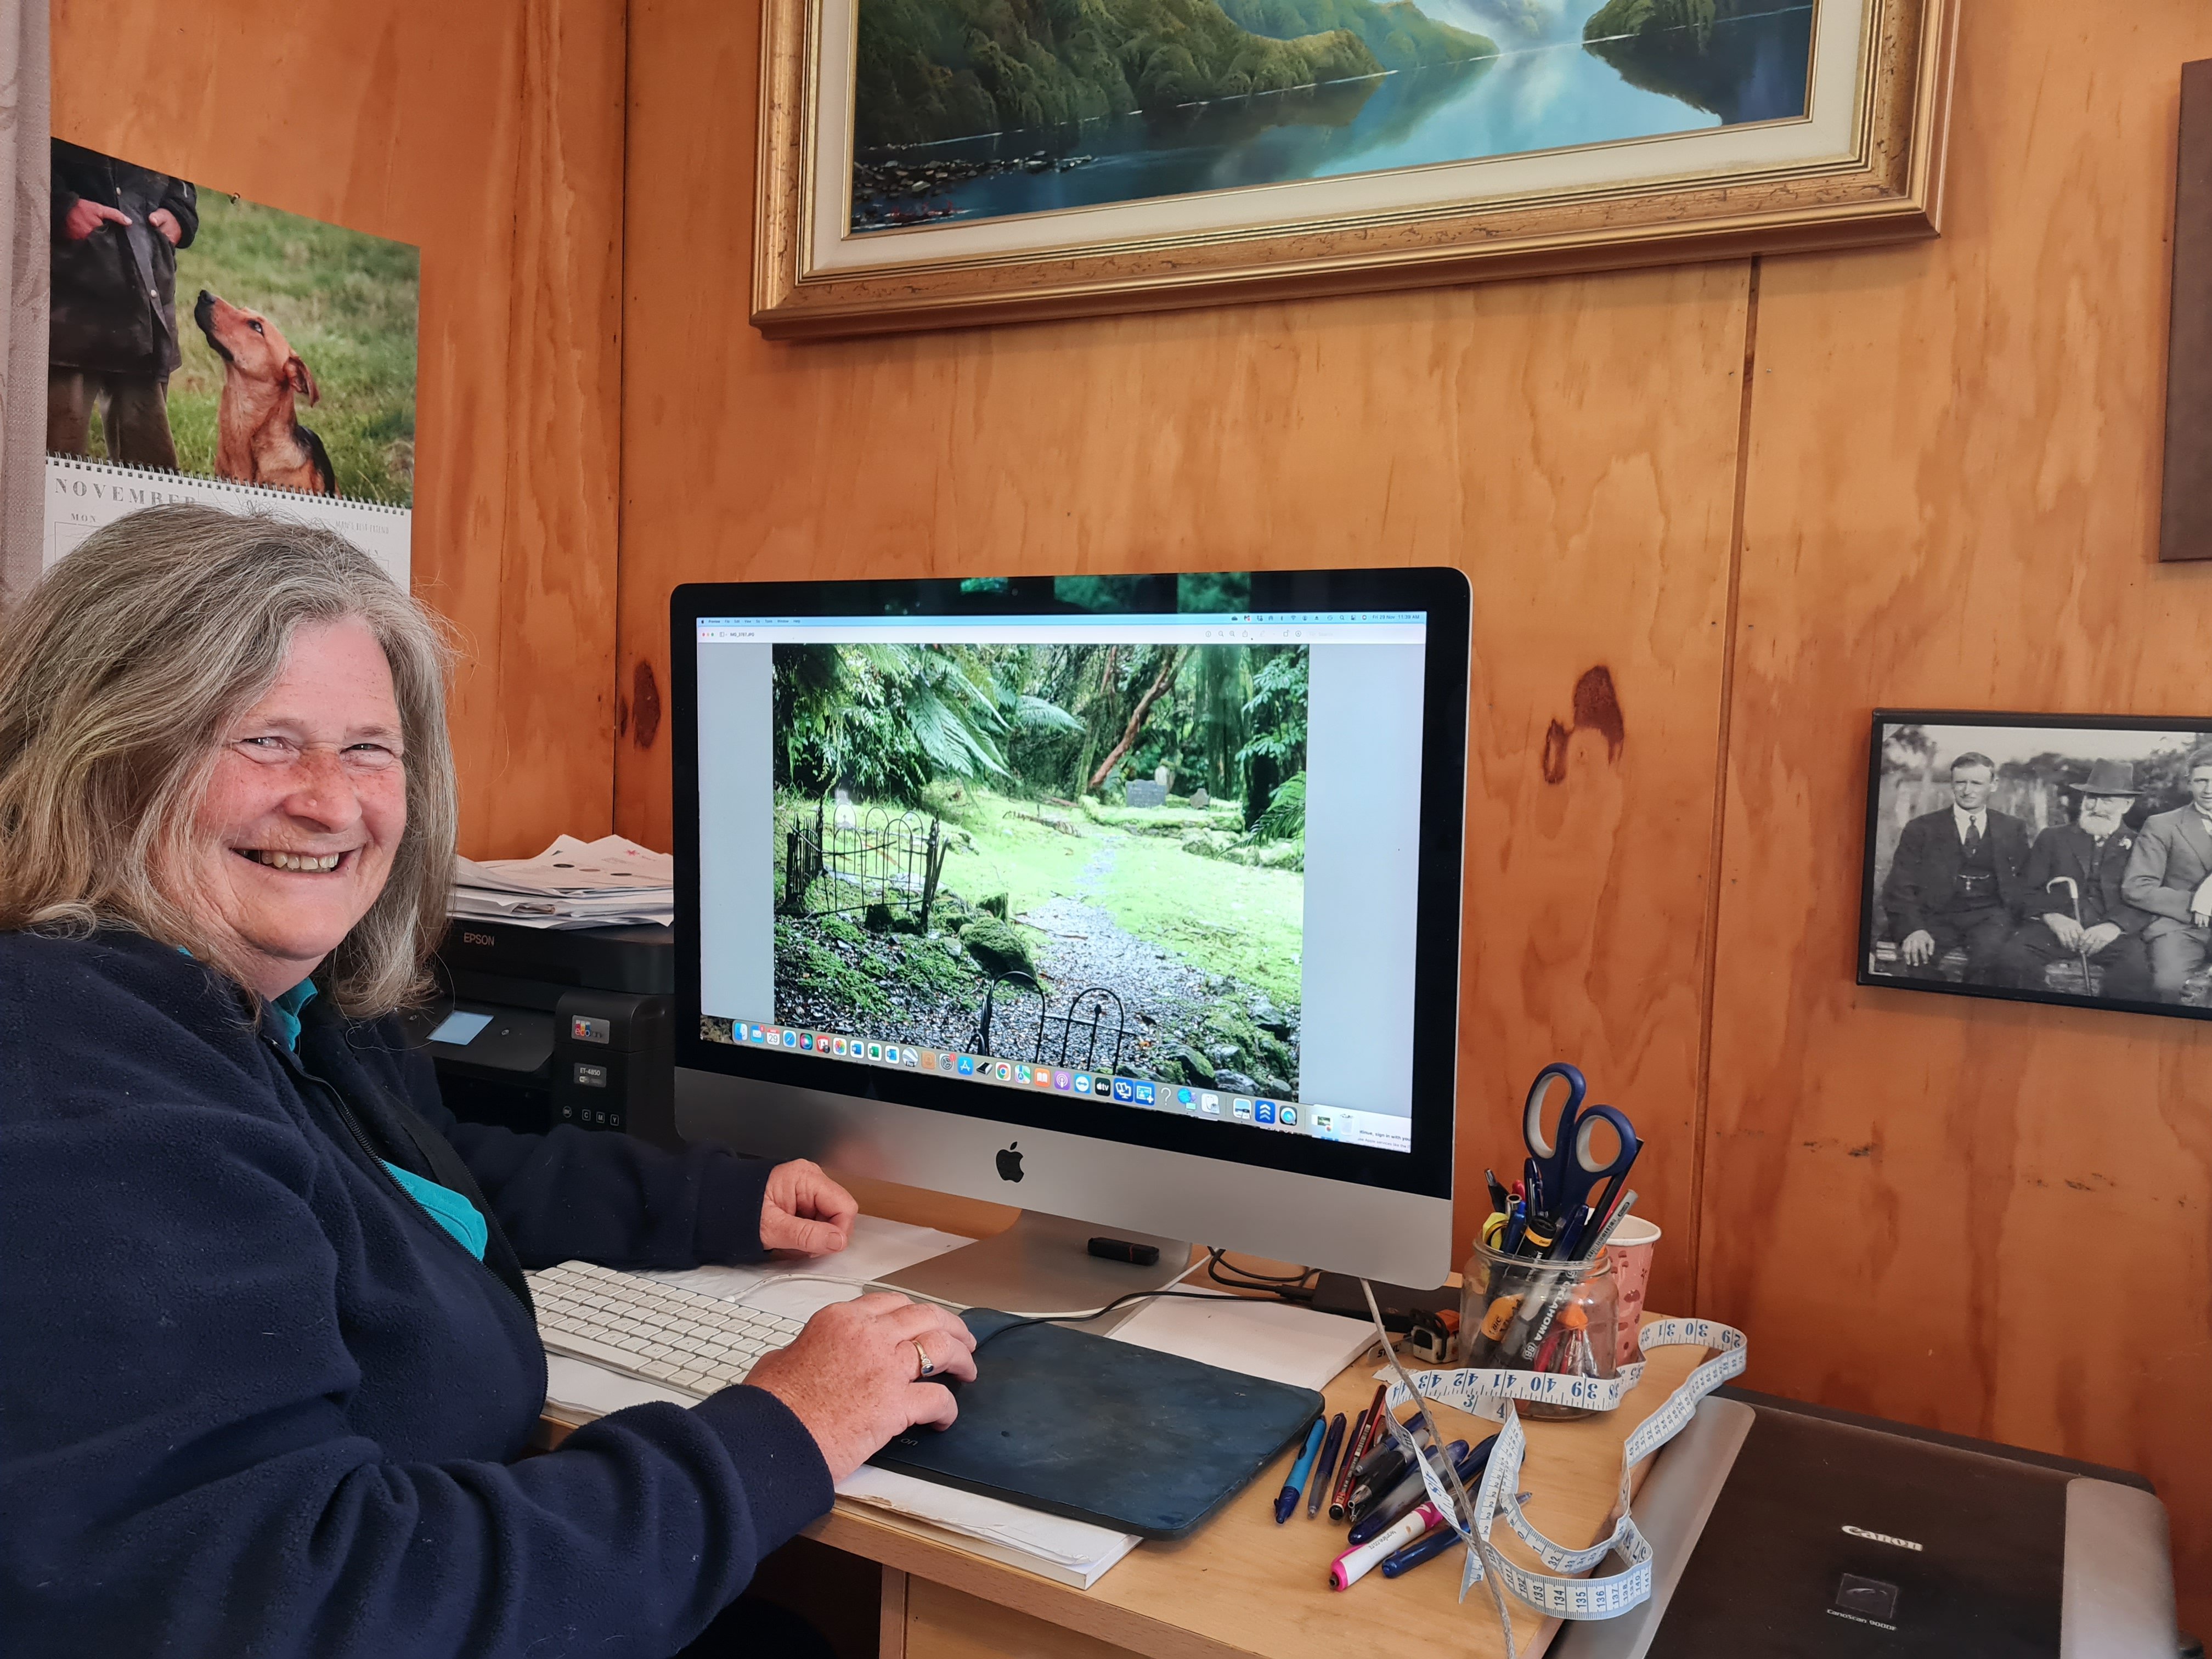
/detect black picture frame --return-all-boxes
[1859,710,2212,1022]
[669,568,1471,1200]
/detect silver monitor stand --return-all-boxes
[882,1211,1192,1333]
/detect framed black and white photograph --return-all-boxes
[1861,712,2212,1021]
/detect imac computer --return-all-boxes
[670,569,1468,1307]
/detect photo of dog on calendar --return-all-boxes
[1860,712,2212,1021]
[48,139,417,507]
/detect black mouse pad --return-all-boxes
[868,1310,1325,1539]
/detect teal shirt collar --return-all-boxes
[267,978,319,1053]
[173,947,318,1053]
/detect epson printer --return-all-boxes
[400,920,679,1149]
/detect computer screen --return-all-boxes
[671,571,1466,1260]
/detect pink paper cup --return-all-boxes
[1605,1217,1662,1368]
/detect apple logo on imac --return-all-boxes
[995,1142,1024,1183]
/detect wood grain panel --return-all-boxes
[1708,0,2212,1626]
[617,0,1749,1305]
[51,0,623,859]
[905,1580,1131,1659]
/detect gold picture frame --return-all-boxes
[753,0,1957,341]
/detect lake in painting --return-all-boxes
[849,0,1818,233]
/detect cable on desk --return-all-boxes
[1204,1248,1317,1300]
[724,1274,1275,1351]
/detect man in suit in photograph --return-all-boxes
[1997,760,2154,1001]
[2121,745,2212,1003]
[1881,752,2032,984]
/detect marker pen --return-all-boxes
[1380,1523,1459,1578]
[1329,1502,1443,1590]
[1273,1417,1328,1524]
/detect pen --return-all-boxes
[1273,1417,1328,1523]
[1351,1410,1424,1485]
[1348,1437,1470,1531]
[1380,1523,1459,1578]
[1344,1449,1407,1517]
[1484,1168,1509,1214]
[1330,1501,1446,1590]
[1574,1188,1639,1263]
[1329,1394,1382,1520]
[1347,1437,1491,1542]
[1549,1203,1595,1262]
[1306,1412,1347,1517]
[1345,1412,1431,1511]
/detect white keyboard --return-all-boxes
[528,1259,805,1399]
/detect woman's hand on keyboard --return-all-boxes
[747,1292,979,1481]
[758,1159,859,1256]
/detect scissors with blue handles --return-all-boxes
[1521,1062,1640,1257]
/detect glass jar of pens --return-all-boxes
[1457,1239,1618,1420]
[1458,1060,1641,1419]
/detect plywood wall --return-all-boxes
[1705,1,2212,1615]
[619,0,2212,1617]
[50,0,625,860]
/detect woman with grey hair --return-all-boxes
[0,506,975,1657]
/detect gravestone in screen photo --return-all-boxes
[1859,711,2212,1023]
[759,640,1309,1098]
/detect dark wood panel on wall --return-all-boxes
[1708,0,2212,1623]
[616,0,1751,1311]
[51,0,624,860]
[2162,59,2212,562]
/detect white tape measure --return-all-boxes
[1360,1285,1748,1651]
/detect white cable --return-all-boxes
[725,1271,1190,1323]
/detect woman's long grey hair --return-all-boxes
[0,505,457,1017]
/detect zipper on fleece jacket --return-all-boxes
[269,1036,542,1342]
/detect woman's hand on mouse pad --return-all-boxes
[749,1293,979,1481]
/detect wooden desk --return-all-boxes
[543,1177,1703,1659]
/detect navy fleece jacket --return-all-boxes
[0,928,834,1657]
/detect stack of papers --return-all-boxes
[451,834,673,929]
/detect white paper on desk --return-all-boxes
[1107,1288,1377,1391]
[834,1467,1139,1588]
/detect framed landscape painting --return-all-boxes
[753,0,1958,338]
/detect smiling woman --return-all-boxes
[0,504,454,1013]
[0,506,980,1659]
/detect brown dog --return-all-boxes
[193,289,337,496]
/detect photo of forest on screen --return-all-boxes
[758,637,1311,1097]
